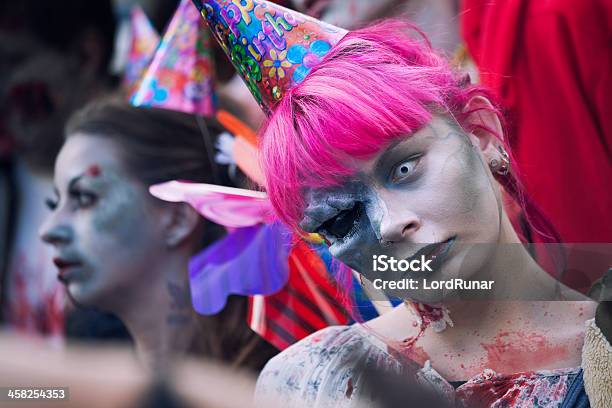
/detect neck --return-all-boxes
[372,212,592,342]
[428,212,593,341]
[469,212,568,301]
[111,253,196,371]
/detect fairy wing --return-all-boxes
[149,180,273,228]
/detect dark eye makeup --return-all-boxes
[317,202,364,241]
[388,153,423,184]
[45,187,98,211]
[69,188,98,209]
[307,145,425,242]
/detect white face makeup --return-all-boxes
[40,134,166,310]
[299,116,502,303]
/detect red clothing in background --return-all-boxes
[462,0,612,289]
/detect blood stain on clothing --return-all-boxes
[345,377,354,399]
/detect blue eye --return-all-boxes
[391,156,421,183]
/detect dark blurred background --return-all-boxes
[0,0,189,344]
[1,0,608,348]
[0,0,464,345]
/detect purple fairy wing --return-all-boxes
[189,223,291,315]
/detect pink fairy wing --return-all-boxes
[149,180,273,227]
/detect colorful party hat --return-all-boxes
[131,0,216,116]
[123,5,160,96]
[192,0,348,115]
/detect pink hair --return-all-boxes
[260,19,560,247]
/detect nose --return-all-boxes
[39,216,73,246]
[378,206,421,244]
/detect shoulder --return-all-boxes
[255,325,401,408]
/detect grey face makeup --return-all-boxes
[299,117,502,303]
[40,134,165,310]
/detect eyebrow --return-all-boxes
[372,137,415,176]
[67,173,86,191]
[50,173,84,201]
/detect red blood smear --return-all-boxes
[345,378,354,399]
[385,303,446,366]
[403,345,430,366]
[416,303,447,330]
[456,372,532,407]
[480,331,569,373]
[86,165,101,177]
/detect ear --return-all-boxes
[164,203,202,248]
[462,95,505,163]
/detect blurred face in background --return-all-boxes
[0,1,114,171]
[39,134,168,310]
[0,35,80,169]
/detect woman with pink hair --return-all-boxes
[195,1,609,406]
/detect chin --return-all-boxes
[65,282,106,310]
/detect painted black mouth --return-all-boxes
[401,236,456,277]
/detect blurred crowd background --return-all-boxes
[0,0,609,406]
[0,0,469,348]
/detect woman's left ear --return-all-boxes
[164,203,201,248]
[462,95,506,164]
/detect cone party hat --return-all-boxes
[192,0,347,115]
[131,0,216,116]
[123,5,160,96]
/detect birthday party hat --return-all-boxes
[123,5,160,96]
[192,0,348,115]
[131,0,216,116]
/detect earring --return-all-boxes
[490,146,510,176]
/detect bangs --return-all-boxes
[261,19,470,228]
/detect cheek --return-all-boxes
[330,214,390,276]
[78,188,162,282]
[404,144,499,235]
